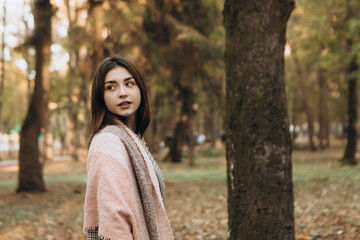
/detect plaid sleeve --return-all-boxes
[87,227,100,240]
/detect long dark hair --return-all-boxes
[88,56,151,143]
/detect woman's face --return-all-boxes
[103,66,141,126]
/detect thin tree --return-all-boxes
[317,67,330,149]
[341,0,358,166]
[292,46,317,151]
[17,0,52,192]
[64,0,82,161]
[0,0,6,132]
[224,0,295,239]
[77,0,104,139]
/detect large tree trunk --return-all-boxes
[17,0,52,192]
[224,1,295,239]
[341,0,358,166]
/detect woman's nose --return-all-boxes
[119,85,127,97]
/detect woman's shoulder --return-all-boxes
[86,126,133,175]
[89,126,126,155]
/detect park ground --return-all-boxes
[0,139,359,240]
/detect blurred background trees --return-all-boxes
[286,0,359,162]
[0,0,359,172]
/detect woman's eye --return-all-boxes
[126,81,135,87]
[106,85,116,90]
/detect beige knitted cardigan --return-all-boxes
[83,123,174,240]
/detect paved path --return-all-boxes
[0,155,71,167]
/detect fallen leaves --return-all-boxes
[0,143,359,239]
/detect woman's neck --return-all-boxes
[126,115,136,133]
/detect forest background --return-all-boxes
[0,0,360,239]
[0,0,359,161]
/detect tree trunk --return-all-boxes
[167,86,195,164]
[21,4,34,106]
[318,68,328,149]
[147,93,161,154]
[0,1,6,132]
[78,0,104,137]
[167,120,185,163]
[17,0,52,193]
[210,99,220,148]
[325,115,330,147]
[187,119,195,167]
[88,0,104,69]
[64,0,81,161]
[341,0,358,166]
[342,63,357,165]
[291,97,297,142]
[292,47,317,151]
[224,1,295,239]
[41,129,53,162]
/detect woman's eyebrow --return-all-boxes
[104,80,116,84]
[104,77,134,84]
[124,76,134,81]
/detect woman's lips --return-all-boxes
[118,101,131,109]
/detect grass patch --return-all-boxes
[0,175,87,190]
[160,152,226,183]
[163,167,226,183]
[1,141,360,239]
[292,149,360,191]
[44,175,87,184]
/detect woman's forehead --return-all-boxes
[105,66,133,81]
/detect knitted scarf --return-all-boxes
[101,124,161,240]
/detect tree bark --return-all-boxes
[341,0,358,166]
[224,0,295,239]
[17,0,52,192]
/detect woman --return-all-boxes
[83,56,174,240]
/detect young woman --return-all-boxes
[83,56,174,240]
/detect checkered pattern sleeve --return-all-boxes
[87,227,100,240]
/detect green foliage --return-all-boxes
[286,0,360,130]
[3,0,358,156]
